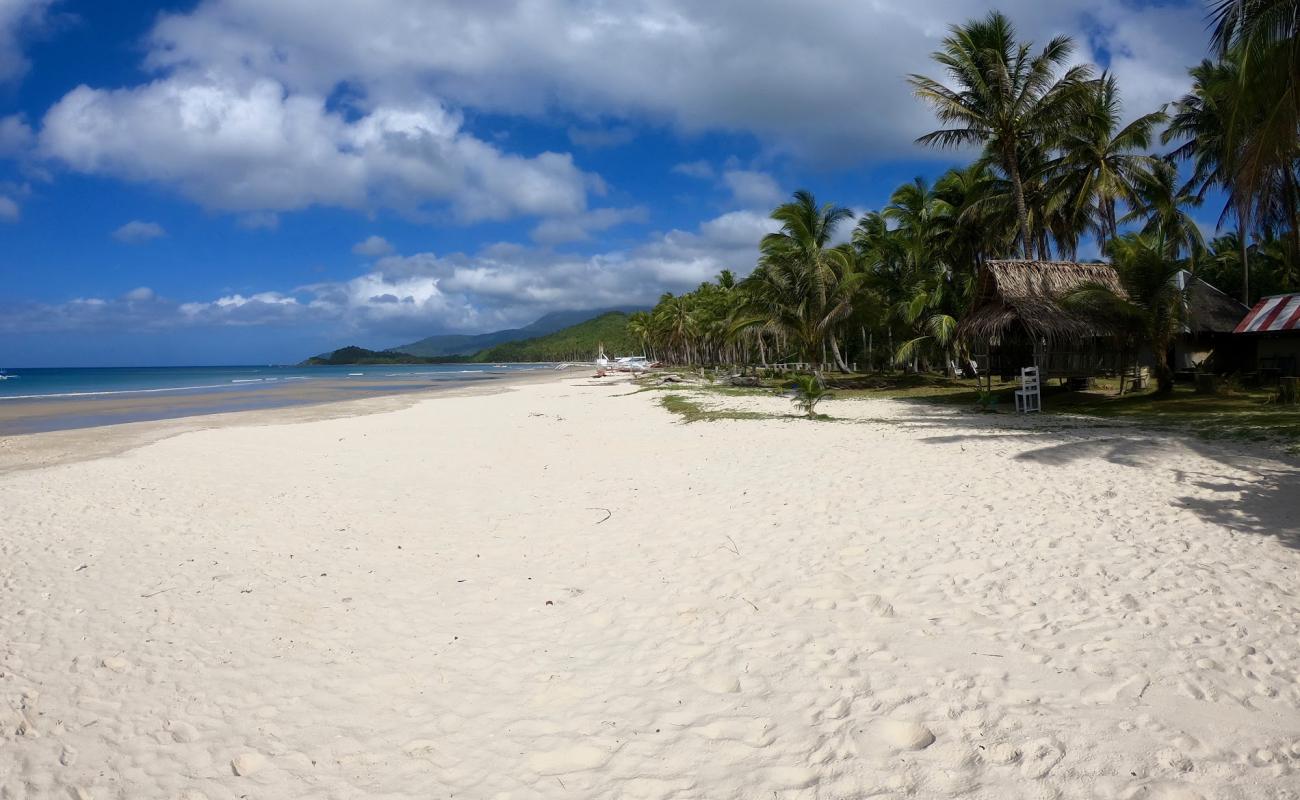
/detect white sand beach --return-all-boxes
[2,374,1299,799]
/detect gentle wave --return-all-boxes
[0,382,265,400]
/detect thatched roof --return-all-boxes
[1175,270,1249,334]
[958,260,1126,344]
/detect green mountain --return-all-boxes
[300,346,469,366]
[472,311,640,362]
[393,307,644,356]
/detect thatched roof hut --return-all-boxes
[958,260,1126,345]
[1175,270,1248,334]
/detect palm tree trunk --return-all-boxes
[1239,223,1251,304]
[829,337,851,373]
[1005,145,1033,259]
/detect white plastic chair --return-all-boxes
[1014,366,1041,413]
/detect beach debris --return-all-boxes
[101,656,129,673]
[586,507,613,524]
[546,600,554,606]
[231,752,268,776]
[74,564,88,572]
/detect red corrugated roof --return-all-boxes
[1234,293,1300,333]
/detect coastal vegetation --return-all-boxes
[473,312,638,362]
[306,311,639,365]
[301,346,469,366]
[632,7,1300,390]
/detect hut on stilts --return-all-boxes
[958,260,1128,388]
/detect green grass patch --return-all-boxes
[658,393,781,423]
[1035,382,1300,449]
[650,372,1300,451]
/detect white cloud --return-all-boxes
[0,194,17,221]
[0,113,33,157]
[237,211,279,230]
[112,220,166,243]
[352,235,394,256]
[722,169,781,207]
[0,0,55,84]
[39,74,596,222]
[136,0,1204,161]
[530,206,647,245]
[672,160,714,180]
[0,209,781,338]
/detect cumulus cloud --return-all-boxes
[237,211,279,230]
[137,0,1206,161]
[0,194,17,221]
[0,0,55,84]
[0,113,33,157]
[39,75,596,222]
[112,220,166,243]
[672,160,715,180]
[722,169,781,206]
[530,206,647,245]
[0,209,781,339]
[352,235,394,256]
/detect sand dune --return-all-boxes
[2,376,1299,799]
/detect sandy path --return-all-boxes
[1,377,1298,799]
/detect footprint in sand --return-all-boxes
[856,719,936,754]
[1019,738,1065,779]
[231,752,268,776]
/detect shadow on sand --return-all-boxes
[904,402,1300,551]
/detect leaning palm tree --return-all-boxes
[909,10,1095,258]
[754,190,860,375]
[1064,234,1187,395]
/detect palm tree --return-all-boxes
[654,294,697,365]
[909,10,1095,258]
[1065,234,1186,394]
[789,374,833,419]
[627,311,654,360]
[1122,161,1207,269]
[1164,56,1256,302]
[1052,74,1167,252]
[1208,1,1300,245]
[755,190,860,375]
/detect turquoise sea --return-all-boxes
[0,363,548,400]
[0,363,555,434]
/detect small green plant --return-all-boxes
[975,389,1000,413]
[790,374,833,419]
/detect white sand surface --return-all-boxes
[2,376,1299,799]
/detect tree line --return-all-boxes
[628,5,1300,380]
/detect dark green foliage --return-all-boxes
[472,312,640,362]
[301,346,469,366]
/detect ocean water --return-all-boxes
[0,363,550,400]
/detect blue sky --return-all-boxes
[1,0,1215,366]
